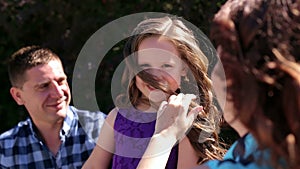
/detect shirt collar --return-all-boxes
[27,106,78,141]
[60,106,78,139]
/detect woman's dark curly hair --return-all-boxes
[211,0,300,168]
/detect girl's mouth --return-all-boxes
[147,85,156,91]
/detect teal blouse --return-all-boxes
[205,133,286,169]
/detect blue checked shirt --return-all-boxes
[0,106,106,169]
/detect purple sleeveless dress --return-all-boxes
[112,107,178,169]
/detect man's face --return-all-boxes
[10,59,71,125]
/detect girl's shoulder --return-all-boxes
[106,107,120,126]
[116,106,157,123]
[106,106,138,125]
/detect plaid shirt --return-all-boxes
[0,106,106,169]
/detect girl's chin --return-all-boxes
[148,89,168,103]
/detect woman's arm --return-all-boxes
[137,94,202,169]
[82,108,118,169]
[177,137,199,169]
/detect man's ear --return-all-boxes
[10,87,24,105]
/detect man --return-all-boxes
[0,46,106,168]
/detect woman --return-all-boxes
[138,0,300,169]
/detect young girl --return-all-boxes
[83,16,225,169]
[138,1,300,169]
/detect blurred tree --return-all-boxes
[0,0,233,141]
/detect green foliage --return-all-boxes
[0,0,230,140]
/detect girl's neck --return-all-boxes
[136,101,160,113]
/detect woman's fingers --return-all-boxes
[187,106,203,127]
[155,101,171,133]
[157,100,168,118]
[155,93,200,139]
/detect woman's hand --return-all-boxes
[155,93,202,140]
[137,93,202,169]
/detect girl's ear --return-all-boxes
[10,87,25,105]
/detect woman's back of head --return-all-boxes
[211,0,300,168]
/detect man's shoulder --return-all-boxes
[68,106,106,142]
[69,106,107,121]
[0,118,31,147]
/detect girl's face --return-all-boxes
[136,36,187,103]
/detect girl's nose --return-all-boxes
[143,68,179,91]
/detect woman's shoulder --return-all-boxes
[204,134,273,169]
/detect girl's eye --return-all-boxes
[162,64,172,68]
[139,64,151,69]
